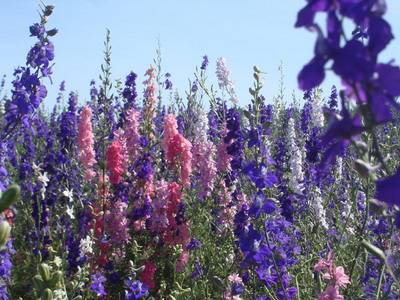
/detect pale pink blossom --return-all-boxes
[216,124,232,173]
[124,107,141,163]
[315,251,350,300]
[318,286,344,300]
[192,140,217,199]
[175,250,189,272]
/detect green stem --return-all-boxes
[375,264,385,300]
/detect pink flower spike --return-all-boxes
[318,285,344,300]
[77,106,97,180]
[333,266,350,288]
[124,108,141,163]
[106,141,124,185]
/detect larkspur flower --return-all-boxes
[162,114,192,187]
[77,106,97,180]
[124,279,149,300]
[90,272,107,297]
[216,57,239,104]
[106,140,124,185]
[201,55,209,70]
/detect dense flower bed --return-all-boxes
[0,2,400,299]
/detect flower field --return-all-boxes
[1,2,400,299]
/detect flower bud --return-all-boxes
[0,184,20,213]
[41,288,53,300]
[43,5,55,17]
[0,221,11,247]
[49,271,62,288]
[39,263,51,282]
[353,159,372,178]
[33,275,44,291]
[46,28,58,36]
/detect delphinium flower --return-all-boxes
[124,278,149,299]
[311,88,325,129]
[300,91,312,136]
[164,182,191,248]
[162,114,192,188]
[0,240,14,300]
[216,57,239,104]
[112,127,128,170]
[106,140,124,185]
[319,100,363,171]
[140,261,157,290]
[131,148,154,230]
[223,274,245,300]
[328,86,338,111]
[224,108,244,186]
[164,73,173,90]
[122,72,138,108]
[150,180,169,233]
[207,109,221,141]
[79,234,94,259]
[216,124,233,173]
[200,55,209,71]
[192,109,217,199]
[216,180,237,229]
[105,200,130,244]
[90,80,98,102]
[310,186,329,230]
[238,217,299,300]
[0,142,9,191]
[58,92,78,160]
[287,117,304,194]
[191,259,204,279]
[3,8,56,132]
[153,104,165,139]
[77,106,97,180]
[296,0,400,205]
[272,110,294,221]
[124,108,141,164]
[143,65,157,137]
[90,272,107,297]
[314,251,350,300]
[65,218,81,274]
[175,250,190,272]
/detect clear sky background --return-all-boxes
[0,0,399,108]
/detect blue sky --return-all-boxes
[0,0,400,108]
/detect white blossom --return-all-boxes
[79,235,94,258]
[287,117,304,193]
[311,88,325,128]
[37,172,49,200]
[311,187,329,230]
[216,57,239,104]
[66,206,75,219]
[32,162,43,174]
[193,109,209,142]
[335,157,343,182]
[53,289,68,300]
[62,188,74,203]
[37,172,49,187]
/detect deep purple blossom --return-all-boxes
[200,55,209,70]
[320,102,364,169]
[375,168,400,206]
